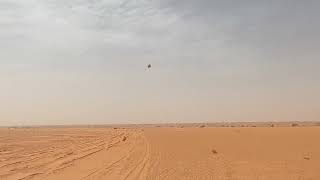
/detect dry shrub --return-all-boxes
[211,149,218,154]
[199,125,206,128]
[304,157,311,160]
[291,123,299,127]
[122,136,127,142]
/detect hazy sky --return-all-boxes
[1,0,320,126]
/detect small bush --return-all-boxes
[211,149,218,154]
[304,157,310,160]
[122,136,127,142]
[199,125,206,128]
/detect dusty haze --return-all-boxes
[1,0,320,126]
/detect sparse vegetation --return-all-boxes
[199,125,206,128]
[211,149,218,154]
[291,123,299,127]
[122,136,127,142]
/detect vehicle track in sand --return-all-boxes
[0,128,151,180]
[1,127,320,180]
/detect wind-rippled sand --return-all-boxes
[0,126,319,180]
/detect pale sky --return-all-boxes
[1,0,320,126]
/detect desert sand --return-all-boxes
[0,125,319,180]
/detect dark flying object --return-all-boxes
[147,64,151,69]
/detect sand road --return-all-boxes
[0,127,319,180]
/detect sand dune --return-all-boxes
[0,126,319,180]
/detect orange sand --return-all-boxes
[0,126,319,180]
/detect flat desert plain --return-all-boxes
[0,126,320,180]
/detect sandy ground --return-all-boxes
[0,126,319,180]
